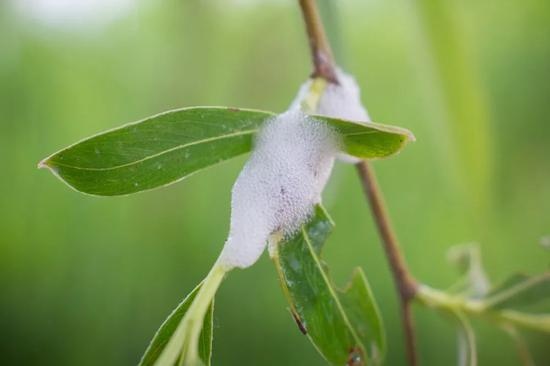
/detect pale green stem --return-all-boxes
[155,262,227,366]
[301,78,328,113]
[451,309,477,366]
[417,285,550,334]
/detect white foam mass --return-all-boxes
[218,110,340,269]
[317,69,371,122]
[291,68,372,163]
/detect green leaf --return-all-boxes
[313,115,415,159]
[484,272,550,312]
[198,304,214,366]
[39,107,272,196]
[139,283,214,366]
[39,106,413,196]
[272,205,385,366]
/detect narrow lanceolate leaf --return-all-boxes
[484,272,550,312]
[39,107,273,196]
[312,115,415,159]
[39,106,414,196]
[139,283,214,366]
[272,205,385,366]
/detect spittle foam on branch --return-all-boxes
[156,108,341,366]
[292,68,372,163]
[157,69,377,365]
[221,68,371,270]
[219,110,341,269]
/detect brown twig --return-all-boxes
[296,1,419,365]
[355,163,418,301]
[356,162,418,366]
[298,0,338,83]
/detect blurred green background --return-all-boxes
[1,0,549,365]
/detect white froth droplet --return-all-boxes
[218,110,340,269]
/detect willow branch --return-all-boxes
[297,1,419,365]
[355,163,418,300]
[298,0,338,83]
[356,162,418,366]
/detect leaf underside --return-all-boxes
[139,283,214,366]
[39,107,414,196]
[273,205,385,366]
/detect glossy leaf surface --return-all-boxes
[273,205,385,365]
[313,114,414,159]
[39,107,269,196]
[39,107,413,196]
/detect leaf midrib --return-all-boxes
[301,226,368,356]
[47,129,258,171]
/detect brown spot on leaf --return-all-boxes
[347,347,364,366]
[290,310,307,335]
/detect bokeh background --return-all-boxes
[1,0,549,365]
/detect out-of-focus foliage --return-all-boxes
[0,0,549,365]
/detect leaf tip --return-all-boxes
[406,130,416,143]
[38,158,61,177]
[37,158,51,170]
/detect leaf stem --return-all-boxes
[296,1,419,365]
[417,285,550,333]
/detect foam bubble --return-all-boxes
[317,68,371,123]
[218,110,340,269]
[291,68,372,163]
